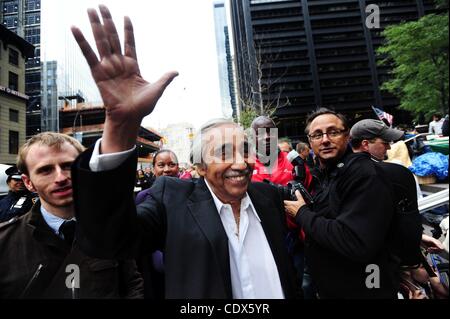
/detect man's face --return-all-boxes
[198,124,255,204]
[308,114,349,165]
[252,120,277,158]
[278,142,291,152]
[22,142,79,211]
[154,152,179,177]
[367,138,391,161]
[8,178,25,192]
[300,147,310,159]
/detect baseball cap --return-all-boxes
[350,119,404,142]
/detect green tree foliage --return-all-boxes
[237,107,259,129]
[378,12,449,118]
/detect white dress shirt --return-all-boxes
[40,205,76,239]
[204,180,285,299]
[89,139,285,299]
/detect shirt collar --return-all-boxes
[40,205,75,235]
[203,179,261,222]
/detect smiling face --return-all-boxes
[22,142,80,213]
[8,178,26,192]
[308,114,349,166]
[153,151,179,177]
[197,124,255,204]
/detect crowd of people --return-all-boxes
[0,5,447,300]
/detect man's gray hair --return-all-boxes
[190,118,240,167]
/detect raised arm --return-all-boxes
[71,5,178,154]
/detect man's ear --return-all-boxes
[196,164,207,177]
[361,140,370,152]
[22,174,36,192]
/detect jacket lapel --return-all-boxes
[186,178,232,298]
[27,202,68,253]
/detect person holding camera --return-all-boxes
[284,108,399,299]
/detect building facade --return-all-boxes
[0,0,41,137]
[0,24,34,164]
[213,0,238,120]
[159,122,195,167]
[230,0,440,140]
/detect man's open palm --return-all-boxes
[71,5,178,125]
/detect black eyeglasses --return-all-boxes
[308,129,347,142]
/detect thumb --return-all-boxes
[155,71,179,93]
[295,190,304,201]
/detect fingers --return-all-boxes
[124,16,137,60]
[71,26,99,69]
[99,5,122,55]
[88,7,112,59]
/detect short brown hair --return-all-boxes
[17,132,85,175]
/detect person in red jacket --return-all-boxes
[250,116,294,186]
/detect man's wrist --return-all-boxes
[102,119,140,154]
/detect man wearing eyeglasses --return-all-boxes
[284,108,399,299]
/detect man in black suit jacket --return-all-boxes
[71,5,298,299]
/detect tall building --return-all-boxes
[0,24,34,164]
[1,0,41,137]
[159,122,195,167]
[40,0,101,135]
[230,0,440,139]
[1,0,101,138]
[213,0,238,119]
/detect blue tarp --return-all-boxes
[409,152,449,180]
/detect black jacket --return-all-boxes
[0,190,36,223]
[296,151,398,299]
[0,202,144,299]
[72,148,299,299]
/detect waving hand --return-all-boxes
[71,5,178,153]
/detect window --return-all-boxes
[9,48,19,65]
[25,27,40,44]
[9,109,19,122]
[2,0,18,14]
[9,131,19,155]
[26,0,41,11]
[3,15,18,28]
[8,72,18,91]
[25,12,40,25]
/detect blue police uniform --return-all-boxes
[0,190,36,223]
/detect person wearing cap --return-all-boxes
[351,119,437,273]
[0,166,37,223]
[350,119,404,161]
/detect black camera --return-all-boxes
[263,179,314,205]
